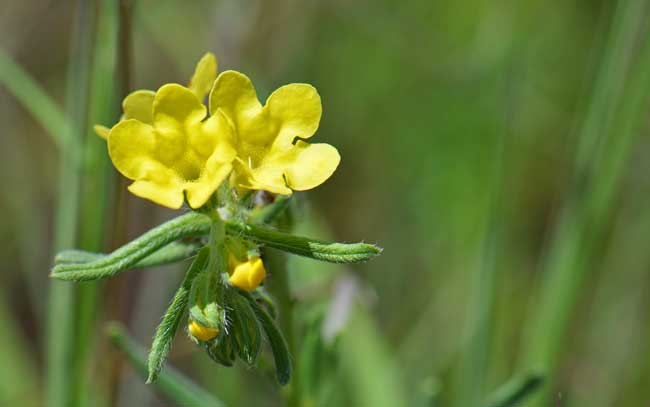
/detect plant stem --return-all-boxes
[46,0,98,406]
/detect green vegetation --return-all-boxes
[1,0,650,405]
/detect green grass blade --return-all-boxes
[148,247,210,383]
[46,1,98,406]
[0,49,69,147]
[106,322,224,407]
[75,3,121,403]
[226,220,382,263]
[521,1,650,404]
[482,373,544,407]
[337,307,408,407]
[51,212,210,281]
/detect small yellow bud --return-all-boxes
[229,256,266,291]
[188,321,219,342]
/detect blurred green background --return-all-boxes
[2,0,650,406]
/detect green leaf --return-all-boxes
[240,290,292,385]
[482,373,544,407]
[226,220,382,264]
[55,241,202,268]
[51,211,381,282]
[229,290,263,365]
[51,212,210,281]
[205,335,236,367]
[188,267,225,331]
[106,322,223,407]
[147,247,210,383]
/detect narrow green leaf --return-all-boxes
[46,1,97,406]
[240,290,292,385]
[51,212,210,281]
[147,247,209,383]
[55,241,202,268]
[106,322,223,407]
[482,373,544,407]
[252,289,278,320]
[205,336,236,367]
[226,220,382,263]
[0,49,70,147]
[229,290,263,365]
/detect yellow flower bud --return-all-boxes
[229,255,266,291]
[188,321,219,342]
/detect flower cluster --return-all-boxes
[54,52,380,386]
[96,52,340,210]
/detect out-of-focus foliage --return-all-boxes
[1,0,650,406]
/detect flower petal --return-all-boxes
[229,256,266,291]
[128,180,185,209]
[108,119,157,179]
[270,140,340,191]
[108,119,185,208]
[189,52,218,101]
[185,111,237,208]
[153,84,206,132]
[265,84,322,147]
[94,124,110,140]
[209,70,262,129]
[122,90,155,124]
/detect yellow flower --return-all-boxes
[229,254,266,291]
[188,320,219,342]
[108,84,236,209]
[209,70,340,195]
[95,52,218,139]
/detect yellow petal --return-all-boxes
[265,83,322,147]
[189,52,218,101]
[151,84,209,181]
[94,124,110,140]
[261,141,340,191]
[153,84,206,133]
[108,119,185,209]
[188,321,219,342]
[209,70,262,130]
[108,119,157,179]
[122,90,155,124]
[185,111,237,208]
[210,72,337,194]
[229,256,266,291]
[128,179,185,209]
[283,141,340,190]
